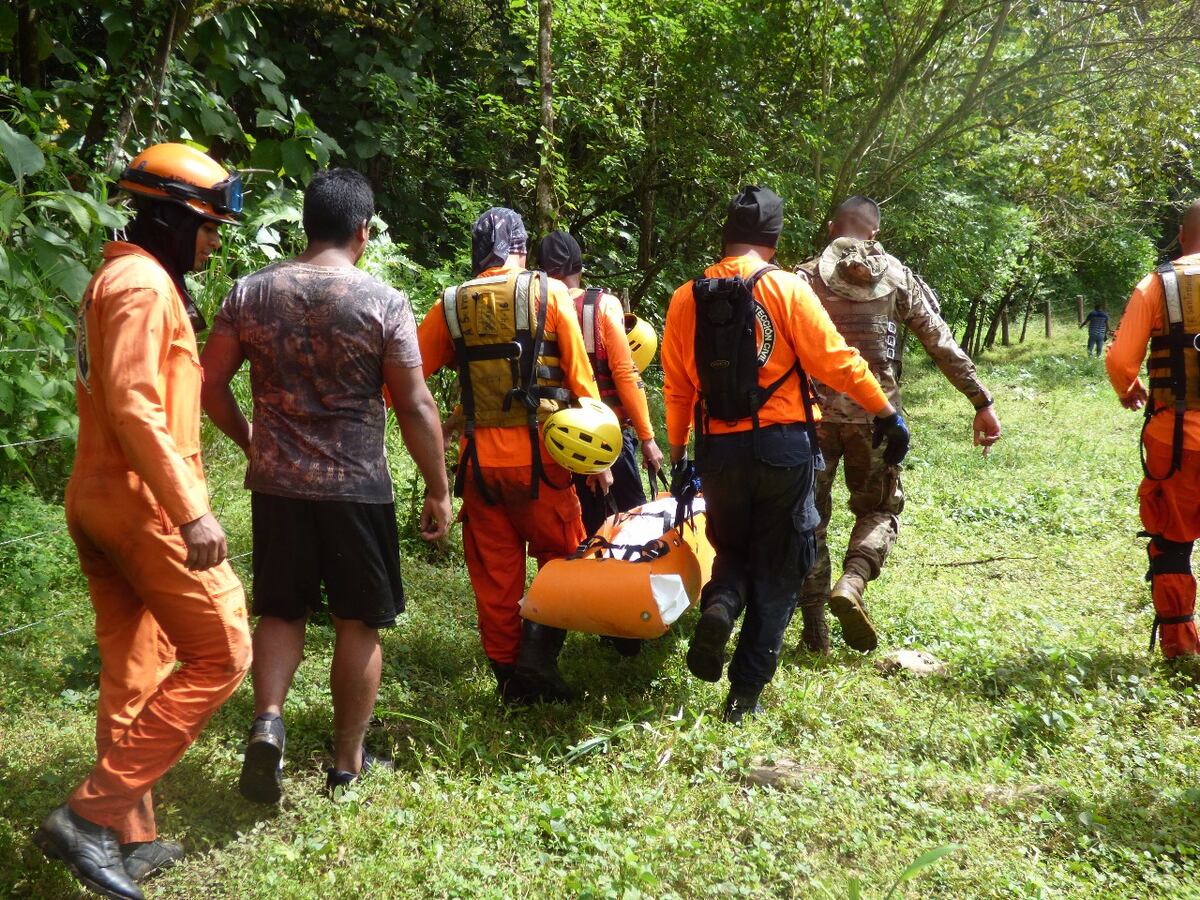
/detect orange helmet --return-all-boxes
[118,143,243,224]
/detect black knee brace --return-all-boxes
[1141,533,1195,650]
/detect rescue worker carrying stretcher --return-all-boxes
[537,231,664,659]
[418,208,610,703]
[35,143,253,900]
[662,185,908,723]
[795,196,1001,654]
[537,230,664,534]
[1106,199,1200,659]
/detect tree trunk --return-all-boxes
[960,295,982,358]
[1019,295,1033,343]
[1076,294,1085,325]
[637,69,658,277]
[1001,307,1010,346]
[15,1,39,89]
[535,0,555,232]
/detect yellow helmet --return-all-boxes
[118,143,243,224]
[625,314,657,372]
[542,398,622,474]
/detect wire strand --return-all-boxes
[0,436,70,451]
[0,610,73,639]
[0,528,65,548]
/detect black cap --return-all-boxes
[538,230,583,279]
[722,185,783,249]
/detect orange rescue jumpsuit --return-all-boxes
[418,264,600,664]
[66,242,251,841]
[1106,252,1200,657]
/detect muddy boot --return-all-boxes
[515,621,577,703]
[798,598,830,654]
[828,571,877,653]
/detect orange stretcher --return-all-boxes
[520,495,714,639]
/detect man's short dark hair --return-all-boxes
[834,195,881,228]
[303,168,374,244]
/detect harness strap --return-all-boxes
[1150,614,1195,652]
[1142,264,1193,481]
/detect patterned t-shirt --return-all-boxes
[212,260,420,503]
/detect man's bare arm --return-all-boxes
[384,362,452,541]
[200,332,251,456]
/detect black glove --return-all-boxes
[669,458,700,527]
[871,412,910,466]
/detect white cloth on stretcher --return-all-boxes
[598,496,705,627]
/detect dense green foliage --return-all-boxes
[4,329,1200,896]
[2,0,1199,483]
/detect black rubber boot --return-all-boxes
[239,713,286,804]
[686,593,737,683]
[121,839,184,883]
[489,658,532,705]
[721,688,763,725]
[515,621,577,703]
[34,804,144,900]
[799,599,830,653]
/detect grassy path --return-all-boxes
[2,326,1198,898]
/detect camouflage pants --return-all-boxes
[800,421,904,605]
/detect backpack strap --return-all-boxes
[581,287,602,357]
[1143,263,1189,481]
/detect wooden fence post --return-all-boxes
[1076,294,1085,325]
[1045,299,1052,339]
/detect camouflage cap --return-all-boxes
[818,237,895,301]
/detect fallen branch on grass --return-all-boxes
[925,555,1037,567]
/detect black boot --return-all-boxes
[489,658,532,705]
[687,592,737,683]
[515,621,577,703]
[799,599,830,653]
[34,804,144,900]
[721,688,763,725]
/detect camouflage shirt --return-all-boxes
[212,260,421,503]
[797,254,991,424]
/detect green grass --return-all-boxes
[3,324,1200,898]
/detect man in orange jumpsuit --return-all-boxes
[418,208,607,703]
[34,144,252,900]
[1107,199,1200,658]
[538,230,664,656]
[662,185,906,722]
[537,231,663,528]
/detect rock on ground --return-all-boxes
[874,649,947,676]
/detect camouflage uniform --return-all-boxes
[796,238,992,649]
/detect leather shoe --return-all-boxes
[239,714,286,804]
[122,839,184,883]
[34,804,144,900]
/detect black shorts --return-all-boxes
[250,492,404,627]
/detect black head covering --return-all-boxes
[471,207,528,275]
[722,185,783,249]
[538,230,583,279]
[124,198,209,333]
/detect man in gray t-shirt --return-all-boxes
[212,260,419,501]
[201,168,451,802]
